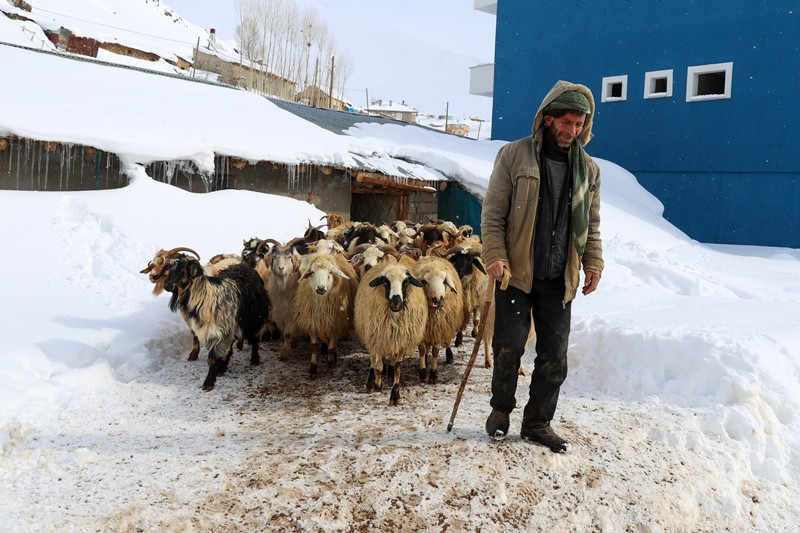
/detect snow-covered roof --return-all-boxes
[368,99,417,113]
[0,41,490,189]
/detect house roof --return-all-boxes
[368,100,417,113]
[268,97,411,134]
[267,97,449,187]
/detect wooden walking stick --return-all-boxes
[447,268,511,432]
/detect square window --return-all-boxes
[601,75,628,102]
[686,62,733,101]
[644,69,673,99]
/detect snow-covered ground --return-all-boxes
[1,158,798,530]
[2,3,800,530]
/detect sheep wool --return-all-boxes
[354,260,428,404]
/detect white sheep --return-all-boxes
[354,257,428,405]
[292,252,358,378]
[411,256,464,384]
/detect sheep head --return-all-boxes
[300,254,350,295]
[163,256,203,295]
[445,245,487,278]
[368,264,424,312]
[141,247,200,295]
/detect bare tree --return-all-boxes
[235,0,260,63]
[229,0,354,102]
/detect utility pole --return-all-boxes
[303,24,312,89]
[366,88,370,115]
[444,102,449,133]
[191,36,200,78]
[328,56,335,109]
[311,57,319,106]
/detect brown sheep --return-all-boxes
[292,252,358,378]
[354,258,428,405]
[411,256,464,384]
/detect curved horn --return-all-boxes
[443,245,465,256]
[254,239,273,257]
[286,236,306,249]
[441,227,461,237]
[166,247,200,260]
[427,246,444,257]
[378,244,399,254]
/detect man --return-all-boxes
[480,80,604,453]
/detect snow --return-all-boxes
[2,3,800,531]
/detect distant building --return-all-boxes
[193,49,296,101]
[368,100,418,123]
[295,86,352,112]
[45,28,99,58]
[446,123,470,137]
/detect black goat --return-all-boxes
[164,256,271,391]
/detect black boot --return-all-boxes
[485,408,509,440]
[520,425,568,453]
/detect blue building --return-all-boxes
[481,1,799,248]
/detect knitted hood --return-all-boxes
[531,80,596,146]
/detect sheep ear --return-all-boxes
[369,276,386,287]
[407,275,424,287]
[472,257,487,275]
[445,274,458,294]
[332,266,350,280]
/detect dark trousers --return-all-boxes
[490,277,571,429]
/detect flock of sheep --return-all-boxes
[140,215,491,405]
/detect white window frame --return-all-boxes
[644,69,673,99]
[601,75,628,102]
[686,62,733,102]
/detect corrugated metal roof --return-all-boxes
[267,97,415,135]
[267,98,450,187]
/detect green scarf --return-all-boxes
[544,91,591,256]
[568,141,590,257]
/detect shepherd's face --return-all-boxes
[544,111,586,148]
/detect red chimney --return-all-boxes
[209,28,216,42]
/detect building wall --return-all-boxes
[222,160,352,220]
[0,137,126,191]
[407,189,438,222]
[193,50,296,100]
[492,1,800,247]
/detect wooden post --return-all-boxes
[366,88,370,115]
[445,102,449,133]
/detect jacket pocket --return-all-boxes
[512,172,539,207]
[508,173,539,238]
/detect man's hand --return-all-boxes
[583,270,601,295]
[486,260,510,280]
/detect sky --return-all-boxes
[1,4,800,530]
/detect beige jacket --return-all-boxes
[481,80,604,304]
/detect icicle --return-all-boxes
[59,144,64,191]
